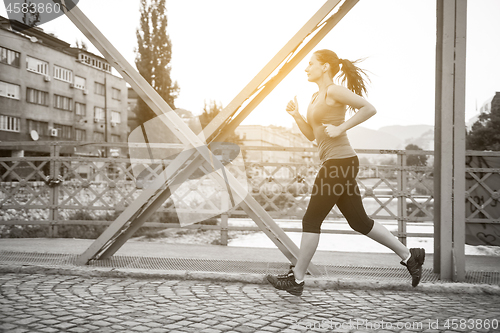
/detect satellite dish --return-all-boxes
[30,36,38,43]
[30,130,39,141]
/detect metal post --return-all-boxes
[434,0,443,275]
[220,191,229,246]
[48,143,61,237]
[452,0,467,282]
[435,0,467,281]
[397,152,407,245]
[104,74,108,158]
[48,143,56,238]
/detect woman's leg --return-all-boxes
[293,232,320,281]
[365,221,410,260]
[337,191,425,286]
[336,187,410,260]
[334,157,411,260]
[267,160,342,293]
[294,160,346,280]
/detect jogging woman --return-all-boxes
[266,49,425,296]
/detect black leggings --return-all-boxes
[302,156,374,234]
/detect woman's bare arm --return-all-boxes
[323,85,376,138]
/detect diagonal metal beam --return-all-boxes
[61,0,358,273]
[96,0,360,261]
[215,0,359,140]
[200,0,345,143]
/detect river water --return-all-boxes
[227,218,500,256]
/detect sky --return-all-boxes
[1,0,499,130]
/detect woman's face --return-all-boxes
[305,55,324,82]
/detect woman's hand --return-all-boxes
[286,96,300,118]
[323,123,343,138]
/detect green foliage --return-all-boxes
[405,144,428,166]
[199,100,243,145]
[75,39,88,51]
[135,0,179,125]
[1,211,110,239]
[467,94,500,151]
[22,0,40,27]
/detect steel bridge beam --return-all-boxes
[58,0,358,274]
[434,0,467,281]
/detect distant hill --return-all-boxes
[378,125,433,145]
[348,126,403,149]
[409,129,434,150]
[347,125,434,150]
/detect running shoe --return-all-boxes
[266,270,304,296]
[276,265,294,278]
[401,248,425,287]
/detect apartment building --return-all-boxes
[0,16,128,158]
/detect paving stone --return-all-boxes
[189,322,210,329]
[213,324,235,331]
[2,328,29,333]
[92,320,112,327]
[36,327,59,333]
[199,329,222,333]
[80,324,100,331]
[16,317,38,325]
[130,325,152,332]
[53,322,77,330]
[163,323,183,330]
[67,328,90,333]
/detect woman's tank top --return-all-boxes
[306,86,356,164]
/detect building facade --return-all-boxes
[235,124,316,163]
[0,16,128,157]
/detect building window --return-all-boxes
[75,102,86,116]
[77,52,112,73]
[75,128,86,141]
[111,111,121,124]
[93,131,105,142]
[53,123,72,139]
[111,134,121,143]
[27,119,49,137]
[26,56,48,75]
[26,88,49,106]
[112,88,121,100]
[74,76,86,90]
[94,107,105,121]
[0,81,20,99]
[0,46,20,67]
[0,115,20,132]
[95,82,105,96]
[54,94,73,111]
[54,65,73,83]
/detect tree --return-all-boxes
[467,93,500,151]
[405,144,428,166]
[22,1,40,27]
[135,0,179,125]
[75,39,88,51]
[198,100,243,145]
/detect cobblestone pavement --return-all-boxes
[1,273,499,333]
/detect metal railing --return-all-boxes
[1,141,498,245]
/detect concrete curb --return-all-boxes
[1,263,499,295]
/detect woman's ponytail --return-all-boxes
[339,58,369,97]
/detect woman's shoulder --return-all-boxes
[326,84,350,98]
[325,84,350,107]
